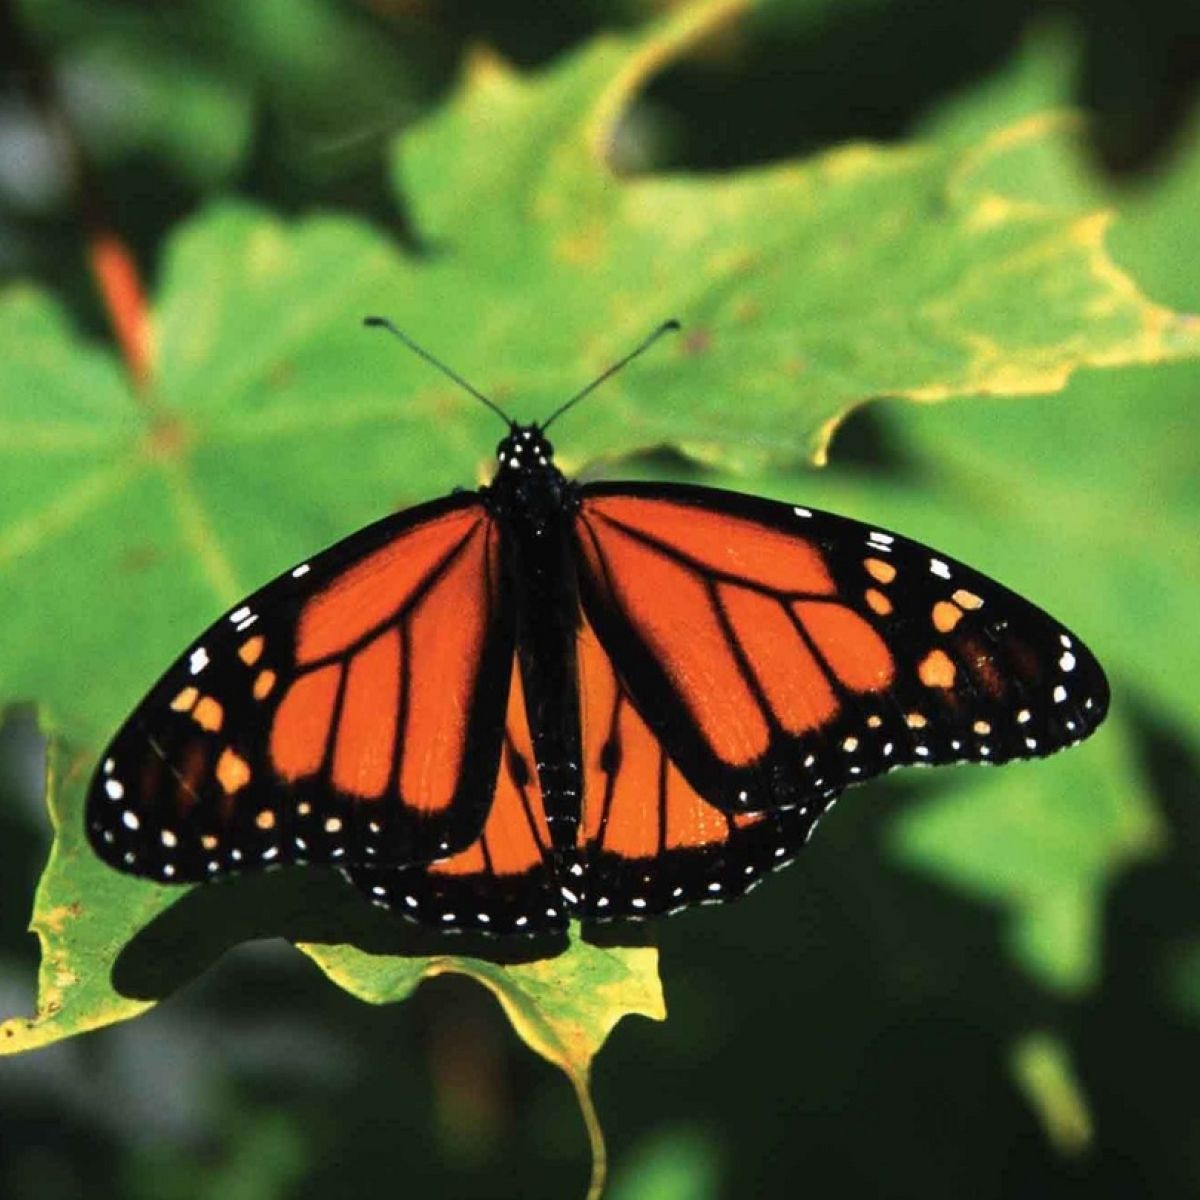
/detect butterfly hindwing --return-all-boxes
[574,482,1109,815]
[574,612,839,920]
[86,493,515,883]
[346,659,565,934]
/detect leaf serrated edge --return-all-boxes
[0,742,155,1055]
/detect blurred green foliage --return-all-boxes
[1,1,1198,1198]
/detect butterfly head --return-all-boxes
[496,424,556,475]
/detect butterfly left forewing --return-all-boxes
[574,483,1109,815]
[87,493,515,885]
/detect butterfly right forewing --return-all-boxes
[573,483,1109,816]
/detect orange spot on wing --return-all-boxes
[238,636,264,665]
[170,686,198,712]
[332,628,401,799]
[217,748,251,795]
[918,649,956,688]
[193,696,223,732]
[864,557,896,584]
[270,664,341,781]
[400,525,489,814]
[584,496,834,594]
[255,808,275,830]
[578,520,768,766]
[794,602,894,692]
[296,509,482,664]
[952,588,984,611]
[718,583,837,734]
[932,600,963,632]
[253,669,277,700]
[865,587,893,616]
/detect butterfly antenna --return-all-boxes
[540,319,682,432]
[363,316,513,427]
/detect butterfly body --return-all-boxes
[87,417,1109,936]
[485,426,584,855]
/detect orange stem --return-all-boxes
[88,229,153,389]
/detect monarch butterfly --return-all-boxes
[86,320,1109,935]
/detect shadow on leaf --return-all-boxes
[112,867,567,1001]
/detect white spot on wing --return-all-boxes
[189,646,210,675]
[930,558,951,580]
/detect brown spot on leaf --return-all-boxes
[119,544,160,574]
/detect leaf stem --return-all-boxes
[569,1066,608,1200]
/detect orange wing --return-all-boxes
[573,484,1108,815]
[345,659,566,934]
[87,494,515,884]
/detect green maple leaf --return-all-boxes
[3,2,1198,1192]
